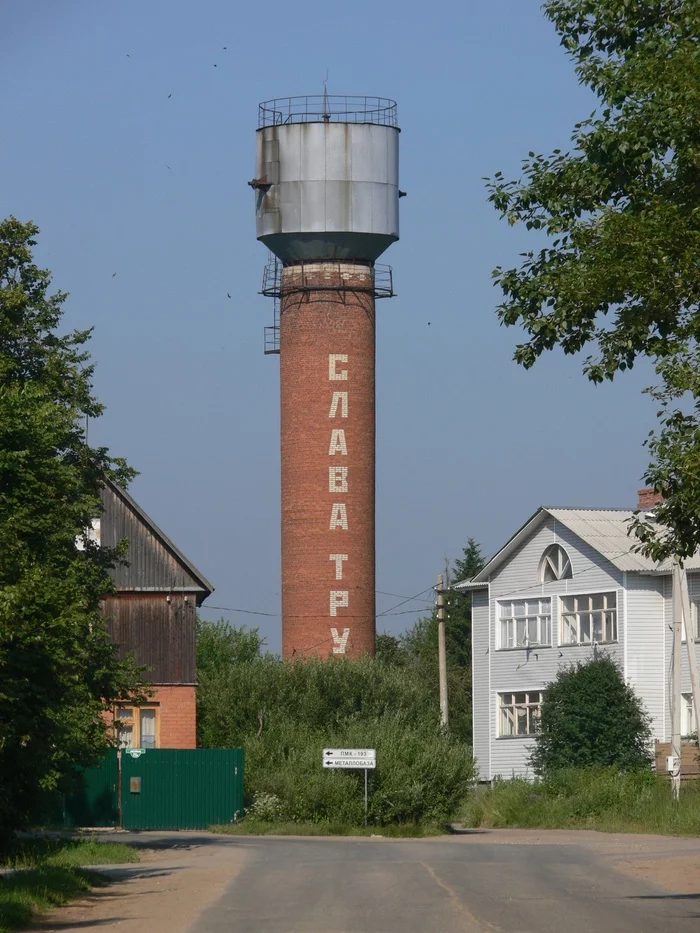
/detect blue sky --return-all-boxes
[1,1,655,651]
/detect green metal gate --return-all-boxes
[58,748,243,830]
[120,749,243,830]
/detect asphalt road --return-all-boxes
[88,831,700,933]
[192,836,696,933]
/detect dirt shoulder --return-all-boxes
[29,841,249,933]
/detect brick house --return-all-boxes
[97,480,213,749]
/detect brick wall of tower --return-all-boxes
[280,262,376,659]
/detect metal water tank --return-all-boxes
[251,96,400,264]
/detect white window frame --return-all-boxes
[498,691,543,737]
[681,693,697,738]
[683,599,700,642]
[497,598,552,649]
[560,591,617,645]
[538,544,573,582]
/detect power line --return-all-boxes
[199,586,435,620]
[198,605,277,617]
[377,585,435,617]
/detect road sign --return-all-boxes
[322,748,376,769]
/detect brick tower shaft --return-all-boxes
[280,263,376,659]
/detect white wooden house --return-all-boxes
[455,493,700,781]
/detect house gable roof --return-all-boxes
[100,480,214,600]
[455,506,700,589]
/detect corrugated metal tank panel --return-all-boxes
[625,575,665,740]
[255,121,400,263]
[471,590,491,781]
[103,593,196,684]
[100,486,202,592]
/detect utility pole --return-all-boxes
[671,564,683,799]
[679,566,700,763]
[437,573,449,728]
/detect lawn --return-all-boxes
[0,838,138,933]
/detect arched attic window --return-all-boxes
[539,544,572,582]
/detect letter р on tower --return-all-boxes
[250,95,401,659]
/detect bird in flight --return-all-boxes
[227,292,231,299]
[168,92,172,99]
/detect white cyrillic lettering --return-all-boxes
[330,626,350,653]
[329,391,348,418]
[330,591,349,617]
[329,503,348,530]
[329,554,348,580]
[329,354,348,381]
[328,429,347,456]
[328,466,348,493]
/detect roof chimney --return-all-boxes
[637,487,663,510]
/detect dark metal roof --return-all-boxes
[101,480,214,599]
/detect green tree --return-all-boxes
[386,538,486,740]
[529,656,652,776]
[0,217,141,847]
[196,616,266,675]
[486,0,700,561]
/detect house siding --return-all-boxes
[471,589,490,781]
[625,574,665,740]
[102,593,197,684]
[485,516,624,780]
[101,485,205,593]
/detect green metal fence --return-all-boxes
[57,748,243,830]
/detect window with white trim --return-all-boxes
[684,599,700,642]
[682,693,697,737]
[499,691,542,737]
[498,599,551,649]
[539,544,572,582]
[560,592,617,645]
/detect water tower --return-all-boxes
[250,95,401,659]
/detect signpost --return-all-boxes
[322,749,376,823]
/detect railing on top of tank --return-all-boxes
[258,96,398,129]
[260,258,395,300]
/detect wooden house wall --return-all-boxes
[100,486,205,594]
[102,593,196,684]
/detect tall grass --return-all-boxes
[460,768,700,835]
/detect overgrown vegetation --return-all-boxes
[529,656,652,775]
[0,838,138,933]
[460,768,700,836]
[197,624,475,826]
[0,218,143,850]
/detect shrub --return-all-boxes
[197,648,474,825]
[528,655,652,776]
